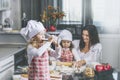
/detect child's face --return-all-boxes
[36,32,46,46]
[61,40,71,48]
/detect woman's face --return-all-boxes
[61,40,71,48]
[82,30,89,43]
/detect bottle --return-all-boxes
[22,12,28,28]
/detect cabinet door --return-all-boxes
[21,0,41,20]
[0,66,14,80]
[99,34,120,70]
[118,41,120,70]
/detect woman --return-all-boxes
[74,25,102,68]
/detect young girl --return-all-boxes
[20,20,59,80]
[57,29,80,62]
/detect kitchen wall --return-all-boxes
[100,34,120,71]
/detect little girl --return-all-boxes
[20,20,59,80]
[57,29,80,62]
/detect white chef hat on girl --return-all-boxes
[20,20,46,41]
[58,29,72,42]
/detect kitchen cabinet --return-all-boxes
[21,0,41,21]
[99,34,120,71]
[0,0,10,11]
[0,32,27,80]
[0,55,14,80]
[14,49,28,73]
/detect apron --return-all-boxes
[60,48,74,62]
[28,51,50,80]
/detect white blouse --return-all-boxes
[73,40,102,64]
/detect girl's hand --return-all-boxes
[52,40,59,47]
[48,35,54,42]
[61,55,66,59]
[48,35,60,46]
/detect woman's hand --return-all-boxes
[74,61,83,68]
[74,60,86,68]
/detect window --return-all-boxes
[60,0,82,24]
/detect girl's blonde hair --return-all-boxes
[28,31,46,48]
[29,36,39,48]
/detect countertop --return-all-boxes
[0,30,20,34]
[0,46,26,61]
[0,30,27,61]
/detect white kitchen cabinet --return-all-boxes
[99,34,120,70]
[0,0,10,11]
[0,55,14,80]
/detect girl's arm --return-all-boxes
[27,42,52,56]
[27,35,55,57]
[48,46,61,58]
[49,39,62,58]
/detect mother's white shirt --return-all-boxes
[72,40,102,64]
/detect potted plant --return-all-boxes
[41,5,65,31]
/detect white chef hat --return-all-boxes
[58,29,72,42]
[20,20,45,41]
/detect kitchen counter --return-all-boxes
[0,46,26,60]
[0,30,27,60]
[0,30,27,80]
[0,30,20,34]
[13,66,119,80]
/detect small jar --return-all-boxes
[83,67,95,78]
